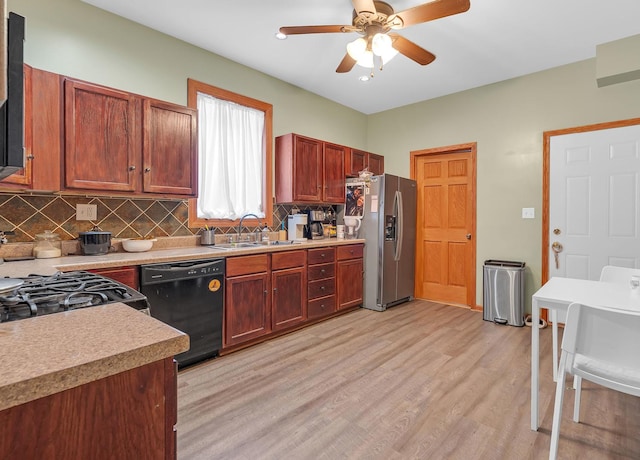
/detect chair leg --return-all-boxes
[549,353,568,460]
[573,375,582,422]
[552,310,559,381]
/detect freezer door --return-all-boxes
[380,175,401,306]
[396,177,416,300]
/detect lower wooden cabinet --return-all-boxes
[224,254,271,347]
[336,244,364,310]
[0,357,178,460]
[88,265,140,290]
[223,245,363,351]
[307,247,336,320]
[271,250,307,331]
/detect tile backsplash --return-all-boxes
[0,192,336,242]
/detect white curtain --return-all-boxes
[196,92,265,220]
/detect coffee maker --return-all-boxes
[303,210,325,239]
[287,214,307,241]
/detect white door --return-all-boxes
[549,124,640,281]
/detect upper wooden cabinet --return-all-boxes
[323,142,348,202]
[142,99,198,196]
[64,79,140,193]
[346,149,384,177]
[367,152,384,176]
[275,133,345,204]
[63,78,197,197]
[0,66,61,192]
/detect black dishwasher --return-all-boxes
[140,258,224,368]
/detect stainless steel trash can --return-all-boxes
[483,260,525,326]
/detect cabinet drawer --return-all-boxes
[337,244,363,260]
[308,247,335,265]
[271,250,306,270]
[307,263,335,281]
[308,295,336,319]
[308,278,335,299]
[226,254,269,277]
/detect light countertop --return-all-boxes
[0,303,189,411]
[0,238,365,278]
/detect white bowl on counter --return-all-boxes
[121,238,156,252]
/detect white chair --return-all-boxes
[550,265,640,382]
[549,302,640,460]
[599,265,640,284]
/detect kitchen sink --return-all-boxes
[207,240,303,251]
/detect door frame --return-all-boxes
[542,117,640,285]
[410,142,478,309]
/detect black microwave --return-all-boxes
[0,12,25,181]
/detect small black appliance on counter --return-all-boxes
[303,209,325,239]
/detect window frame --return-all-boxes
[187,79,273,229]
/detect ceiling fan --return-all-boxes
[279,0,471,74]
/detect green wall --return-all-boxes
[10,0,640,310]
[368,59,640,309]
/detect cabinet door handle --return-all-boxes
[273,288,277,292]
[144,167,151,173]
[128,165,136,171]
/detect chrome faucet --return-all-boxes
[237,213,261,240]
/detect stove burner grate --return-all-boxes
[0,271,149,323]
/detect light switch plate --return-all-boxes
[522,207,535,219]
[76,204,97,221]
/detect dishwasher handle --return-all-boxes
[140,259,225,285]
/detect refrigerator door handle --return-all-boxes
[395,190,403,262]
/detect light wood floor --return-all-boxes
[177,300,640,459]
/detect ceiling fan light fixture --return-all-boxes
[372,33,398,63]
[356,50,375,68]
[346,37,367,60]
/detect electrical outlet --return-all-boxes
[522,207,535,219]
[76,204,97,221]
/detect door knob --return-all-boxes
[466,234,472,240]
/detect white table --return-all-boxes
[530,277,640,430]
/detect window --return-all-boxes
[187,79,273,229]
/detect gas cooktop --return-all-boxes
[0,271,149,323]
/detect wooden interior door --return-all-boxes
[411,143,477,307]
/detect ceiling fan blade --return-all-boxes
[352,0,377,17]
[336,53,357,73]
[389,33,435,65]
[279,25,357,35]
[387,0,470,29]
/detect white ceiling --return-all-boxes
[82,0,640,115]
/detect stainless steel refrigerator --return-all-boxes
[346,173,417,311]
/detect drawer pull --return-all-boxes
[320,269,325,274]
